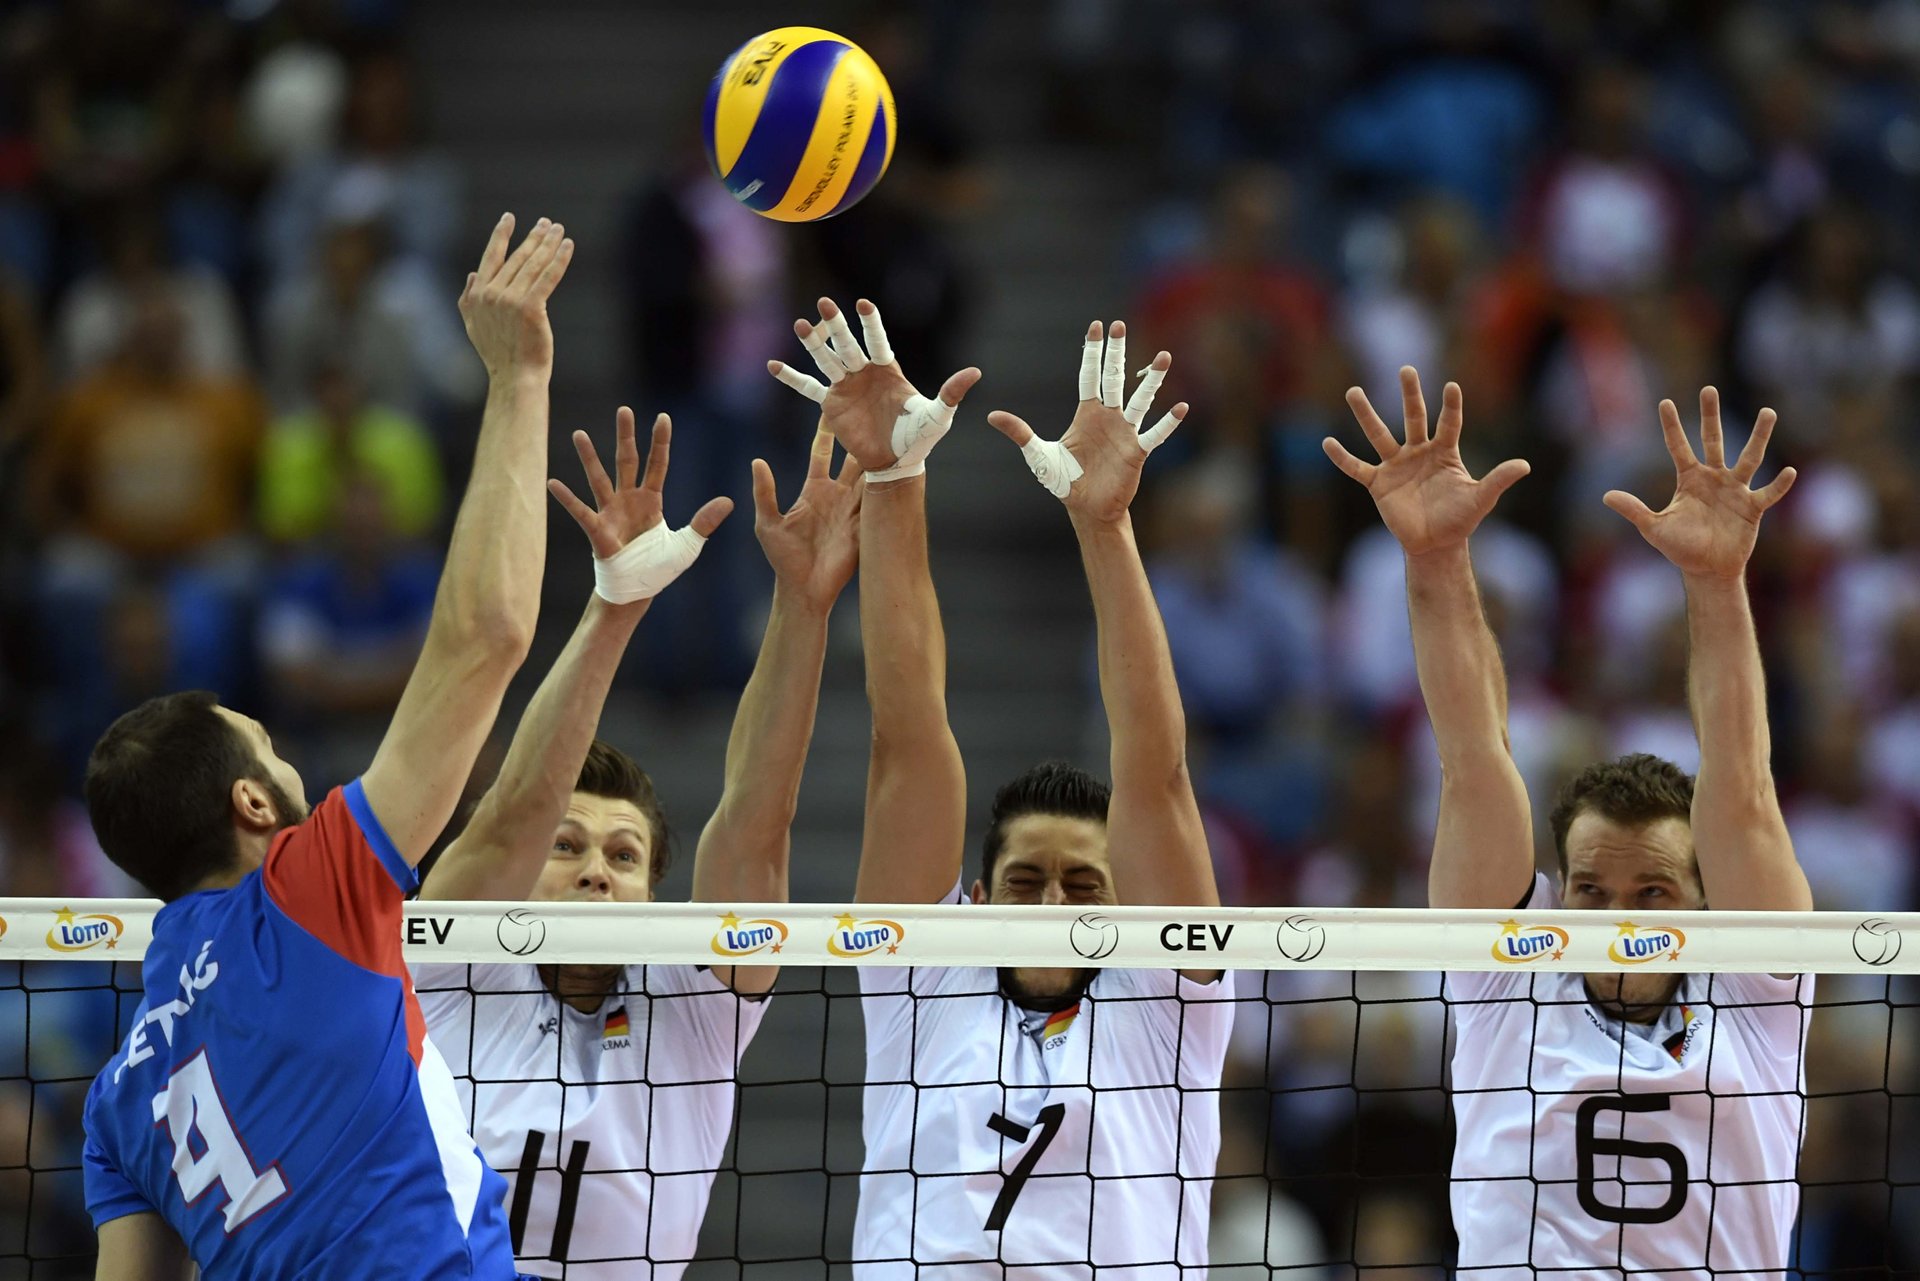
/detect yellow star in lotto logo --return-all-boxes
[48,905,125,953]
[1491,918,1568,964]
[1608,919,1686,965]
[711,911,788,958]
[828,912,904,958]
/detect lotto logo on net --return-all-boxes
[1070,913,1118,961]
[1492,920,1569,964]
[47,906,123,953]
[828,914,904,958]
[1607,921,1686,965]
[496,909,546,957]
[712,913,788,958]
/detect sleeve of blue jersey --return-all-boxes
[82,1125,151,1227]
[344,776,420,894]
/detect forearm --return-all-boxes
[428,374,549,658]
[1406,543,1533,907]
[1684,572,1805,907]
[1684,574,1772,794]
[1070,511,1215,908]
[419,593,646,899]
[856,477,965,902]
[1070,512,1186,789]
[693,582,832,903]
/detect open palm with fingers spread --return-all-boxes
[987,320,1187,525]
[767,296,981,481]
[752,424,864,611]
[549,407,733,602]
[1325,367,1531,557]
[1603,388,1796,581]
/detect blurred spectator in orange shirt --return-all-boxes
[39,288,265,563]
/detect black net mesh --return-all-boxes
[6,955,1917,1278]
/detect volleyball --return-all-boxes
[703,26,896,223]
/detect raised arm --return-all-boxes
[420,407,731,901]
[768,298,979,904]
[694,428,861,991]
[359,215,571,864]
[1603,389,1809,911]
[987,321,1216,914]
[1325,369,1534,909]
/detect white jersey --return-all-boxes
[413,962,767,1280]
[855,891,1234,1278]
[1447,874,1812,1279]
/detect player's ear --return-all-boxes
[231,777,283,834]
[969,879,988,905]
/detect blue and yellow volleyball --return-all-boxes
[703,27,896,223]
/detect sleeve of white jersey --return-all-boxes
[1092,968,1237,1077]
[629,965,770,1074]
[1703,971,1816,1061]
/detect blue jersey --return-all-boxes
[82,780,518,1279]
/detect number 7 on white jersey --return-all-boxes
[152,1050,290,1231]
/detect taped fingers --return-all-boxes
[1138,404,1186,453]
[1022,436,1084,499]
[1124,358,1169,427]
[821,305,869,373]
[1101,323,1127,408]
[1078,323,1103,401]
[800,323,849,383]
[769,360,829,404]
[856,300,895,366]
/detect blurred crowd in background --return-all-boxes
[3,0,1919,1274]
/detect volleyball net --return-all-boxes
[3,898,1915,1277]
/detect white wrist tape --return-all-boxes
[592,522,709,604]
[1020,436,1083,498]
[865,393,956,483]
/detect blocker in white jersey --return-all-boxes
[856,935,1233,1275]
[414,961,767,1280]
[1447,874,1813,1279]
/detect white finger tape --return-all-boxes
[858,305,895,366]
[865,394,957,483]
[1021,436,1083,499]
[822,309,869,372]
[801,327,848,382]
[1078,333,1103,401]
[772,363,830,404]
[1101,330,1127,408]
[592,522,709,604]
[1124,364,1166,426]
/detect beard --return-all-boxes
[1584,970,1683,1024]
[257,776,310,830]
[999,966,1095,1011]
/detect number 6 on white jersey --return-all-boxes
[151,1050,289,1231]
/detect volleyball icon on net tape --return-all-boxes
[704,26,896,223]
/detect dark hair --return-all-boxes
[1548,753,1695,873]
[577,740,672,885]
[980,761,1112,885]
[84,692,276,901]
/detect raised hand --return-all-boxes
[752,424,864,611]
[1603,388,1796,581]
[548,408,733,603]
[1325,368,1530,557]
[458,213,575,379]
[986,320,1186,525]
[767,297,981,481]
